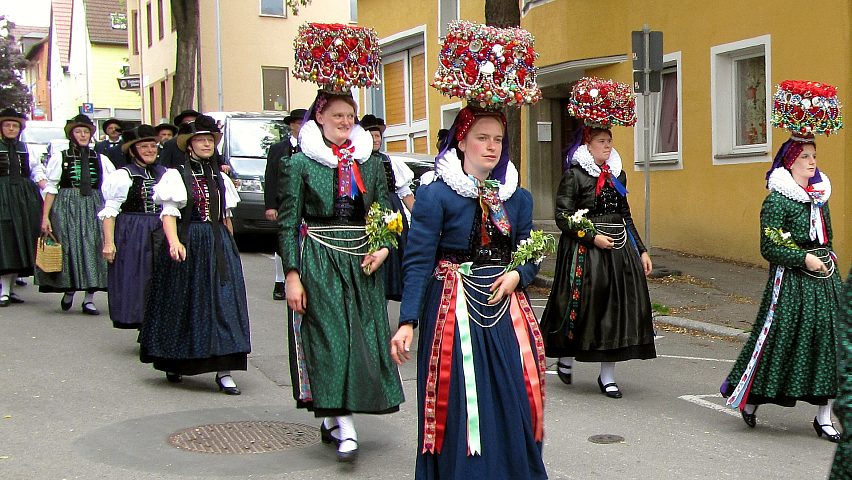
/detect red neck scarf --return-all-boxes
[332,140,366,199]
[595,163,612,196]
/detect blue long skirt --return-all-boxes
[415,264,547,480]
[107,212,160,329]
[139,222,251,375]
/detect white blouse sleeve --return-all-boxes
[29,149,47,183]
[97,169,132,220]
[389,156,415,199]
[153,168,188,218]
[221,174,241,218]
[99,154,116,179]
[43,150,64,194]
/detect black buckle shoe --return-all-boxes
[556,361,572,385]
[61,294,74,311]
[320,422,341,446]
[166,372,183,383]
[336,439,358,462]
[597,376,623,398]
[273,282,285,301]
[9,293,24,304]
[15,278,27,286]
[813,417,840,443]
[215,375,241,395]
[741,408,757,428]
[81,302,100,315]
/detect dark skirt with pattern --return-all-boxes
[382,192,408,301]
[722,251,840,407]
[415,264,547,480]
[35,188,108,292]
[289,223,404,416]
[541,213,656,362]
[107,212,160,329]
[139,222,251,375]
[0,177,41,276]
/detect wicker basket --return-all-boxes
[35,234,63,273]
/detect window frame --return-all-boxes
[259,0,286,18]
[381,46,428,153]
[438,0,459,39]
[131,9,139,54]
[710,34,772,165]
[157,0,165,40]
[633,51,682,170]
[145,2,153,48]
[260,66,290,112]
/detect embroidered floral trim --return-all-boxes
[434,148,518,200]
[298,120,373,168]
[571,144,623,178]
[767,167,832,204]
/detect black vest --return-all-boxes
[59,147,103,189]
[121,163,166,213]
[0,139,31,179]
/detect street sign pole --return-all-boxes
[642,25,652,251]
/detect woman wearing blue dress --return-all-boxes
[392,106,547,480]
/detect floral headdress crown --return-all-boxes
[770,80,843,137]
[431,21,542,110]
[567,77,637,128]
[293,23,382,92]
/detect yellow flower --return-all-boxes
[577,230,586,238]
[389,214,404,234]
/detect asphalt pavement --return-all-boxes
[0,243,842,479]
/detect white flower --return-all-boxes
[781,231,791,240]
[383,213,396,224]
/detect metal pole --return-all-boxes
[642,24,652,251]
[215,0,224,111]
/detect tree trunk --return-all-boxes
[169,0,199,121]
[484,0,522,172]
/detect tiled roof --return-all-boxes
[51,0,72,67]
[83,0,128,45]
[10,25,50,40]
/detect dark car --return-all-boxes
[386,152,434,195]
[209,112,288,235]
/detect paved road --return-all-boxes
[0,249,839,479]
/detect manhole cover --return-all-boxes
[588,434,624,444]
[168,421,320,454]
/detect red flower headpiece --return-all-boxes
[432,21,541,110]
[566,77,636,128]
[293,23,382,92]
[454,107,507,141]
[771,80,843,136]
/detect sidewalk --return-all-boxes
[533,244,769,341]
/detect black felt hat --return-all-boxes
[360,114,386,133]
[176,114,222,151]
[64,114,97,139]
[0,108,27,131]
[102,118,123,132]
[121,124,159,154]
[283,108,308,125]
[173,109,201,126]
[155,123,178,135]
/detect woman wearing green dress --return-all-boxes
[830,266,852,478]
[278,91,404,462]
[721,134,841,442]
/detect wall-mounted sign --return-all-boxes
[117,76,141,91]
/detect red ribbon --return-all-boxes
[595,163,612,196]
[804,185,825,197]
[332,141,366,198]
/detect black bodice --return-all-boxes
[382,157,397,192]
[58,147,102,189]
[121,166,162,214]
[589,183,621,217]
[331,169,366,221]
[439,198,513,266]
[0,140,30,178]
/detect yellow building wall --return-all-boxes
[90,44,142,110]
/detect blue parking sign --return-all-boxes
[80,103,94,114]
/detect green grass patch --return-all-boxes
[651,302,671,315]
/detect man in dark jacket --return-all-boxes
[156,110,199,168]
[265,108,305,300]
[94,118,125,167]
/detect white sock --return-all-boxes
[743,404,757,415]
[274,253,285,283]
[0,274,14,297]
[216,371,236,388]
[600,362,617,392]
[817,403,838,435]
[323,417,340,439]
[83,292,94,304]
[558,357,573,373]
[336,415,357,452]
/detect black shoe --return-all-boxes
[336,439,358,462]
[60,294,74,311]
[320,422,341,446]
[215,375,241,395]
[81,302,100,315]
[597,376,623,399]
[813,417,840,443]
[272,282,285,301]
[9,293,24,304]
[166,372,183,383]
[0,296,9,307]
[741,408,757,428]
[15,278,26,286]
[556,361,572,385]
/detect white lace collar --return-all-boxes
[767,167,832,204]
[571,144,623,178]
[434,148,518,200]
[297,120,373,168]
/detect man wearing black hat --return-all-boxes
[157,110,199,168]
[95,118,125,168]
[264,108,306,300]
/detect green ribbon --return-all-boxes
[455,266,481,455]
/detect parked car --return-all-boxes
[386,152,434,195]
[208,112,288,235]
[20,120,66,165]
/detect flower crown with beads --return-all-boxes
[567,77,637,128]
[293,23,382,92]
[431,21,542,110]
[770,80,843,136]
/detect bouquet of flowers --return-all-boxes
[364,203,404,274]
[562,209,596,238]
[763,227,798,249]
[505,230,556,272]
